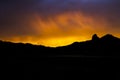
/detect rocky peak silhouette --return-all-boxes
[92,34,99,41]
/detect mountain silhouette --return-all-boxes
[1,34,120,56]
[4,34,120,80]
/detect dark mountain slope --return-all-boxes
[57,34,120,56]
[0,34,120,56]
[2,34,120,80]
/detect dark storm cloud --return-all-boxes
[0,0,40,37]
[0,0,120,37]
[37,0,120,16]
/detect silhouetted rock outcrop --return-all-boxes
[92,34,99,41]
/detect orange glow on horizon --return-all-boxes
[3,36,89,47]
[1,12,120,47]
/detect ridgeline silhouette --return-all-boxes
[1,34,120,56]
[4,34,120,80]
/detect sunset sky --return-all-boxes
[0,0,120,47]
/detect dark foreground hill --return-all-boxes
[1,34,120,56]
[2,34,120,80]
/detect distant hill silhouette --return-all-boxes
[1,34,120,56]
[4,34,120,80]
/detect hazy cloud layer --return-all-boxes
[0,0,120,46]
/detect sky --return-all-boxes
[0,0,120,47]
